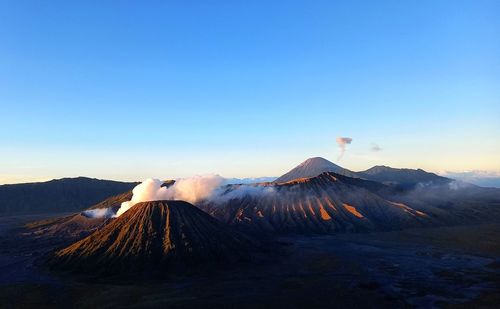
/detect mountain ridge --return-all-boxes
[358,165,451,188]
[0,177,138,215]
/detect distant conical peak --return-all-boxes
[300,157,339,166]
[275,157,358,183]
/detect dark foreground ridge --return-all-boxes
[51,200,259,275]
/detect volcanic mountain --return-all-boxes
[274,157,359,183]
[201,172,433,234]
[51,200,258,274]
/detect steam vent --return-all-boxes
[51,200,258,275]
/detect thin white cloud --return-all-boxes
[370,143,382,152]
[439,170,500,188]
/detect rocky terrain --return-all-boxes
[1,214,499,308]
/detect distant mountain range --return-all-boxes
[4,157,500,235]
[357,165,451,188]
[0,177,137,215]
[17,157,500,276]
[275,157,451,188]
[197,157,500,234]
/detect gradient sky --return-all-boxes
[1,0,499,184]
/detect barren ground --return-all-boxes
[0,214,499,308]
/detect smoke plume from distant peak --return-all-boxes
[336,137,352,161]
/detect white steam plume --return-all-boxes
[113,175,279,217]
[170,175,226,203]
[116,175,225,217]
[336,137,352,161]
[82,207,115,219]
[116,178,168,217]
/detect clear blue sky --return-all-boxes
[1,0,499,183]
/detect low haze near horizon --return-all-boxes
[1,1,499,185]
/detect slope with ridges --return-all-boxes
[201,172,432,234]
[52,200,258,274]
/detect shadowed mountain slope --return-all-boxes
[0,177,138,215]
[23,192,134,244]
[26,213,110,241]
[87,191,133,213]
[51,200,258,274]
